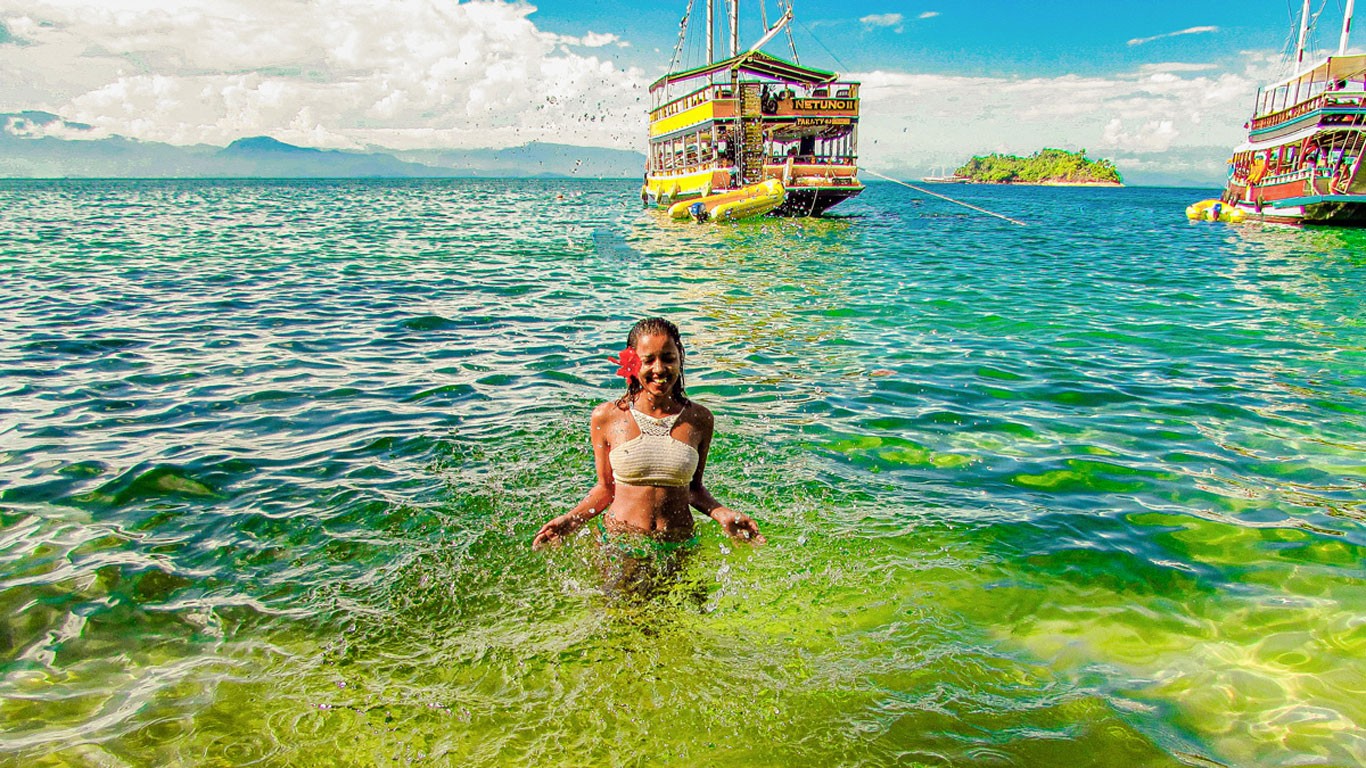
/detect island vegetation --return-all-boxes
[952,148,1122,186]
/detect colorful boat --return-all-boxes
[1222,0,1366,225]
[643,1,863,217]
[667,179,786,222]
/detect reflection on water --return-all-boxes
[0,179,1362,767]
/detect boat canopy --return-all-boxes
[649,50,838,94]
[1261,54,1366,95]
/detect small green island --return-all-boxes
[952,148,1123,186]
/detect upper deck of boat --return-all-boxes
[1250,54,1366,134]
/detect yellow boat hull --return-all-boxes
[1186,198,1246,223]
[667,180,786,223]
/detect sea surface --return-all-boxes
[0,178,1362,768]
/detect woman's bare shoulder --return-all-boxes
[685,400,715,427]
[590,400,629,423]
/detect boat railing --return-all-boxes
[765,155,857,166]
[802,84,858,99]
[1261,166,1315,185]
[1253,94,1328,130]
[1252,91,1366,131]
[650,81,861,120]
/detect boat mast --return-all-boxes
[707,0,714,63]
[1341,0,1356,55]
[729,0,739,56]
[1295,0,1313,68]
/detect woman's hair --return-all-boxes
[617,317,688,407]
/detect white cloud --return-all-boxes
[3,112,98,140]
[1129,26,1219,47]
[0,0,647,150]
[0,1,1296,183]
[1137,62,1219,74]
[919,12,939,20]
[853,61,1262,181]
[860,13,904,31]
[576,32,626,48]
[1101,117,1179,152]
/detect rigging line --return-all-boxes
[859,167,1030,226]
[1309,0,1332,53]
[793,16,849,73]
[667,0,698,93]
[784,0,800,62]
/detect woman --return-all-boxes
[532,317,764,550]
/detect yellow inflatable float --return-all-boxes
[1186,198,1246,223]
[668,179,786,223]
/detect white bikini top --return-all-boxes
[610,405,700,488]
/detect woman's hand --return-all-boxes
[710,507,766,545]
[532,513,585,549]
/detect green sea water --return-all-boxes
[0,179,1362,767]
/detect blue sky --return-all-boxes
[530,0,1308,76]
[0,1,1356,183]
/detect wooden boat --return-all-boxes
[667,179,786,222]
[642,1,863,217]
[1222,0,1366,225]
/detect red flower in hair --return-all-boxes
[608,347,641,381]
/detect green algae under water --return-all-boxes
[0,179,1363,767]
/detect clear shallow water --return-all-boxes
[0,178,1362,767]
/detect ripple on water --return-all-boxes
[0,180,1363,766]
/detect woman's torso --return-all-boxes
[604,400,703,541]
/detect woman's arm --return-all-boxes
[688,406,766,544]
[532,404,617,549]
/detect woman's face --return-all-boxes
[633,332,682,398]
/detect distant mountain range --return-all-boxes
[0,112,646,179]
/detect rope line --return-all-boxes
[859,167,1029,226]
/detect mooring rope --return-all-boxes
[860,167,1029,226]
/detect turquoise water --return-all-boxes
[0,178,1362,767]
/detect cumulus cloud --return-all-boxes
[0,0,646,150]
[0,1,1292,182]
[1101,117,1179,152]
[576,32,626,48]
[853,60,1264,181]
[1128,26,1219,47]
[3,112,98,139]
